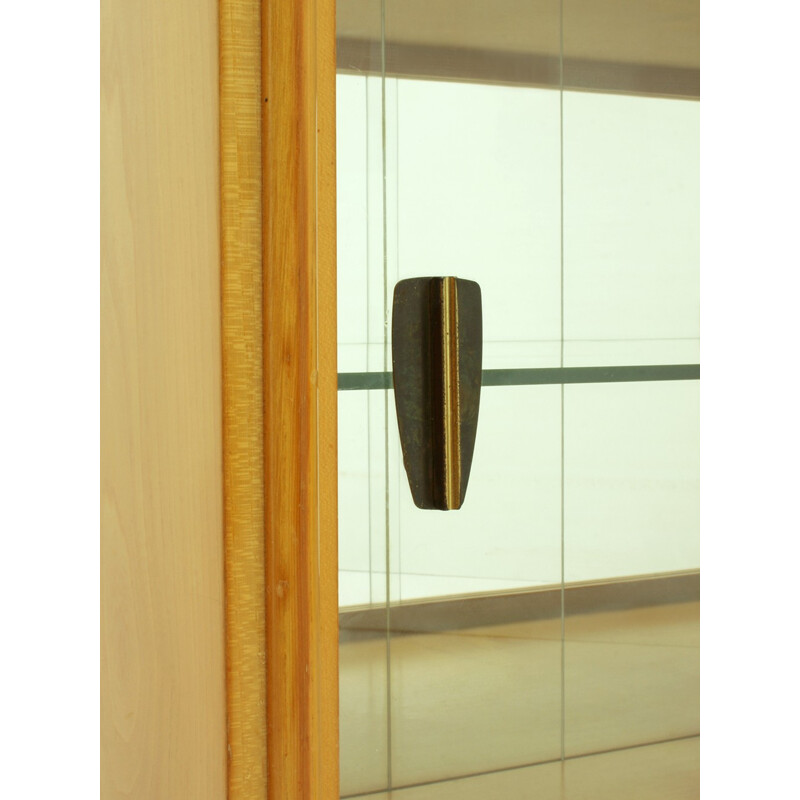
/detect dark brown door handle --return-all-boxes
[391,277,482,510]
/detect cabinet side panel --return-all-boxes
[100,0,226,796]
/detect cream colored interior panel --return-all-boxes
[100,0,226,796]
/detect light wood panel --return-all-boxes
[316,2,341,797]
[220,0,268,797]
[100,0,226,796]
[262,0,338,797]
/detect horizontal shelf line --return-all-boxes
[338,364,700,391]
[338,336,701,345]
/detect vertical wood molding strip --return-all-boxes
[221,0,337,794]
[315,2,341,797]
[262,0,339,798]
[220,0,268,797]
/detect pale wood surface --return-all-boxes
[262,0,339,798]
[100,0,226,796]
[316,0,341,795]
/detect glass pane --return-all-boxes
[337,0,699,795]
[563,91,700,367]
[377,0,567,790]
[336,72,387,375]
[336,7,391,795]
[563,381,700,756]
[388,385,563,786]
[560,0,700,779]
[395,79,562,370]
[339,387,564,793]
[395,385,562,599]
[337,739,699,800]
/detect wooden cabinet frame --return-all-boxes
[102,0,337,794]
[221,0,338,797]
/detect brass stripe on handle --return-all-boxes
[441,277,461,509]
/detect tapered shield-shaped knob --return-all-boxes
[391,277,482,510]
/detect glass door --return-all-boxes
[336,1,699,796]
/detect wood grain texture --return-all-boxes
[316,1,340,795]
[220,0,268,797]
[262,0,338,797]
[100,0,227,796]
